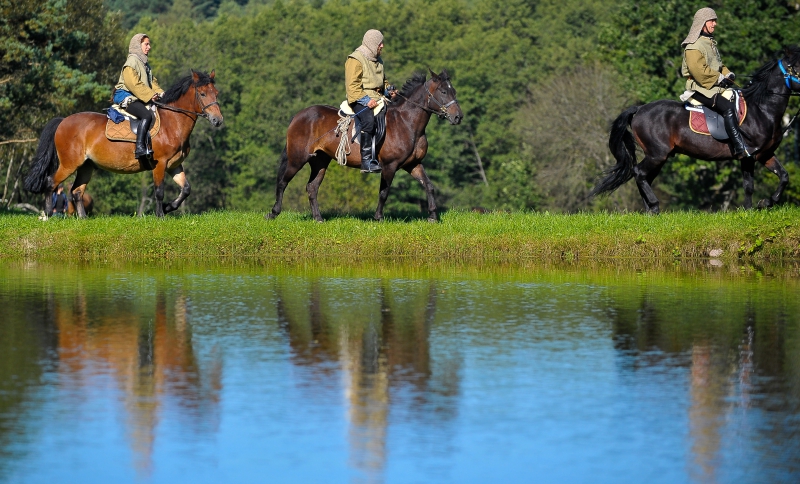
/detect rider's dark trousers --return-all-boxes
[126,100,155,125]
[690,91,735,116]
[349,102,376,135]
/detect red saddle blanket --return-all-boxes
[689,95,747,135]
[105,111,161,142]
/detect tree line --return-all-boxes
[2,0,800,215]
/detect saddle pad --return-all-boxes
[105,111,161,142]
[689,95,746,136]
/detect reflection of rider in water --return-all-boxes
[680,8,750,160]
[345,29,396,174]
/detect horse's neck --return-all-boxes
[160,98,198,140]
[394,87,433,134]
[749,74,791,121]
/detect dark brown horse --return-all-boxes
[24,71,223,217]
[267,69,463,222]
[591,47,800,213]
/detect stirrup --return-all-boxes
[360,161,381,173]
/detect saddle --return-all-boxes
[105,107,161,142]
[334,99,387,165]
[685,91,747,140]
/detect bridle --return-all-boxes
[393,78,459,120]
[778,59,800,91]
[153,83,219,120]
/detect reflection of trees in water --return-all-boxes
[276,278,460,481]
[12,283,222,478]
[0,290,60,478]
[607,292,800,479]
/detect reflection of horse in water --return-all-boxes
[24,71,223,218]
[267,70,463,222]
[275,277,460,476]
[48,284,221,475]
[591,47,800,212]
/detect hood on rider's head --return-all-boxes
[357,29,384,62]
[682,8,717,46]
[128,33,149,64]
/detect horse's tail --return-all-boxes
[590,105,640,197]
[24,117,64,194]
[276,145,289,183]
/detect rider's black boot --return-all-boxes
[723,109,749,159]
[359,131,381,173]
[134,117,154,160]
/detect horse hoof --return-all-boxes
[265,212,277,220]
[427,217,438,223]
[757,199,771,209]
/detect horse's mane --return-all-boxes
[743,46,800,104]
[160,70,215,104]
[391,72,427,106]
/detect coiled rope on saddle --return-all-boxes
[334,115,353,166]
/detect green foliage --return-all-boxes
[0,0,124,140]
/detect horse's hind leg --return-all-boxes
[267,146,305,220]
[163,165,190,214]
[757,156,788,209]
[306,155,331,222]
[633,156,664,214]
[69,162,94,218]
[47,158,83,218]
[404,163,438,222]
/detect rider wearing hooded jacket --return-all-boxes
[345,29,393,173]
[113,33,164,163]
[680,7,750,159]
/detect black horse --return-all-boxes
[267,69,463,222]
[591,47,800,213]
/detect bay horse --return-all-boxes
[591,47,800,213]
[267,69,463,222]
[24,70,223,217]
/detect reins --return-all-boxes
[152,84,219,120]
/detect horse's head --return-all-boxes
[780,46,800,92]
[192,70,224,127]
[426,68,463,125]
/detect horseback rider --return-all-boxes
[345,29,396,173]
[680,8,750,159]
[113,33,164,162]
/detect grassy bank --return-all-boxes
[0,208,798,262]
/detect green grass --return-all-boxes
[1,207,798,261]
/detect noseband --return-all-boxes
[153,83,219,120]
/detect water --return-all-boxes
[1,261,799,483]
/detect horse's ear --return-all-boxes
[192,70,200,83]
[428,67,438,79]
[210,70,215,80]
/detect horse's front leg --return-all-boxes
[163,165,190,214]
[374,164,398,221]
[152,160,167,217]
[757,156,789,209]
[740,156,755,209]
[404,163,438,222]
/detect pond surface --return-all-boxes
[1,261,799,483]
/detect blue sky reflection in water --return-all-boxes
[0,263,798,483]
